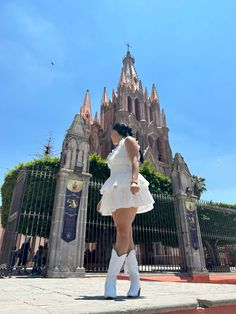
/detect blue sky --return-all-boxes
[0,0,236,204]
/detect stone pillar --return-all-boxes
[46,114,92,278]
[171,153,208,277]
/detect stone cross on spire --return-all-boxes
[125,42,132,52]
[119,44,140,91]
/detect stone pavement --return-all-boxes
[1,276,236,314]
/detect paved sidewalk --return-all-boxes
[1,276,236,314]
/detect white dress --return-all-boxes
[99,137,154,216]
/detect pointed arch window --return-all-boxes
[145,102,149,122]
[135,98,141,121]
[127,96,132,113]
[157,138,163,162]
[114,102,119,111]
[150,106,154,122]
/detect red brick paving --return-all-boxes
[118,273,236,284]
[157,304,236,314]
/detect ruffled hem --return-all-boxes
[100,201,154,216]
[100,172,149,195]
[99,179,154,216]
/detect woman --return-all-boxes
[97,123,154,299]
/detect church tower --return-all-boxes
[80,49,173,176]
[80,89,92,126]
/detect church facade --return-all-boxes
[80,50,173,176]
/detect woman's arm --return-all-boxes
[96,199,102,212]
[125,136,140,194]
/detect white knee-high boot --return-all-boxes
[104,249,127,299]
[125,249,141,297]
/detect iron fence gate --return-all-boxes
[198,201,236,272]
[0,165,57,277]
[3,172,236,277]
[85,179,186,272]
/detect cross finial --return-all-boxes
[125,42,131,52]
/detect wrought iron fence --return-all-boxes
[198,201,236,272]
[85,179,186,272]
[3,171,236,277]
[0,165,57,277]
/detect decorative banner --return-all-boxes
[61,179,84,243]
[185,200,199,250]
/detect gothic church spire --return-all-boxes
[101,86,109,105]
[150,83,159,103]
[118,50,141,92]
[80,89,92,124]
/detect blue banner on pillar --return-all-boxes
[185,201,199,250]
[61,179,84,243]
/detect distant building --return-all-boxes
[80,50,172,176]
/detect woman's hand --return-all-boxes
[130,182,140,194]
[96,200,101,212]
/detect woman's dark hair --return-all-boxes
[113,123,133,137]
[112,123,144,163]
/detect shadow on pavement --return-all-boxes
[76,295,145,301]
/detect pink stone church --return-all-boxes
[80,50,173,176]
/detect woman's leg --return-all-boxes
[112,207,137,256]
[123,226,134,274]
[104,207,137,299]
[125,247,141,297]
[128,227,135,253]
[119,213,141,298]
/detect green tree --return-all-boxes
[1,157,60,231]
[198,202,236,266]
[140,160,172,195]
[192,175,207,199]
[89,153,110,182]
